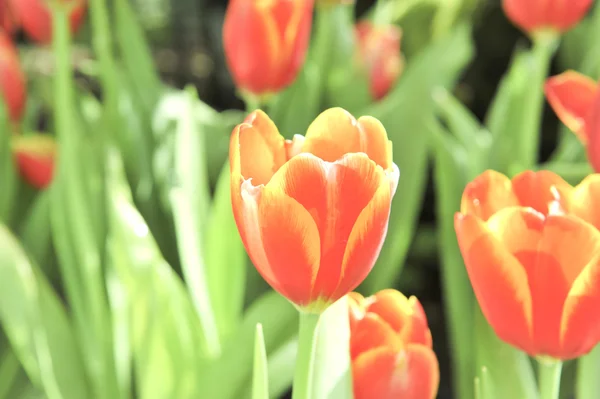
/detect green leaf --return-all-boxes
[168,87,221,358]
[106,149,205,399]
[0,98,15,223]
[113,0,162,112]
[576,346,600,399]
[252,324,269,399]
[266,339,297,399]
[0,225,90,398]
[430,119,474,399]
[311,297,353,399]
[268,64,322,138]
[18,192,52,273]
[205,161,246,340]
[200,291,298,399]
[474,307,538,399]
[362,23,474,292]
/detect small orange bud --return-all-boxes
[230,108,399,313]
[503,0,592,35]
[9,0,87,44]
[0,31,26,122]
[222,0,314,97]
[355,21,403,101]
[12,134,56,189]
[348,290,439,399]
[455,169,600,360]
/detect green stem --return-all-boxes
[291,312,320,399]
[576,345,600,399]
[538,359,562,399]
[517,31,558,171]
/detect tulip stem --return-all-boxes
[538,359,562,399]
[292,312,321,399]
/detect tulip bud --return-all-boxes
[348,290,439,399]
[12,134,56,189]
[230,108,399,313]
[0,31,26,122]
[355,21,404,100]
[223,0,314,98]
[503,0,592,35]
[9,0,87,44]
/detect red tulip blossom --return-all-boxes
[13,134,56,189]
[348,290,439,399]
[503,0,593,35]
[455,169,600,359]
[0,31,26,122]
[223,0,314,97]
[230,107,399,313]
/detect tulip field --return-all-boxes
[2,0,600,398]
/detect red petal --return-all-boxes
[350,313,399,359]
[511,170,573,216]
[301,108,393,170]
[545,71,597,144]
[353,345,439,399]
[455,211,533,352]
[503,0,593,33]
[460,170,518,221]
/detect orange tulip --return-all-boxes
[0,0,19,35]
[0,31,26,122]
[230,107,399,312]
[12,134,56,189]
[355,21,403,101]
[455,169,600,359]
[545,71,600,172]
[503,0,592,35]
[348,290,439,399]
[222,0,314,98]
[9,0,86,44]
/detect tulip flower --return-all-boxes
[355,21,403,101]
[348,290,439,399]
[222,0,314,98]
[0,31,26,122]
[503,0,593,35]
[9,0,87,44]
[545,71,600,172]
[455,169,600,360]
[12,134,56,189]
[230,107,399,313]
[0,0,18,35]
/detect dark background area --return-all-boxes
[90,0,564,397]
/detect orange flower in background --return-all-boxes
[348,290,439,399]
[12,134,56,189]
[503,0,593,35]
[230,107,399,313]
[455,169,600,359]
[223,0,314,98]
[545,71,600,173]
[9,0,87,44]
[0,31,26,122]
[0,0,19,35]
[355,21,403,101]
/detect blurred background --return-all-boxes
[10,0,578,397]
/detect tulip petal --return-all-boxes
[545,71,597,144]
[348,292,367,331]
[515,214,597,356]
[301,108,392,170]
[267,152,389,302]
[252,185,321,305]
[353,345,439,399]
[559,224,600,357]
[511,170,573,216]
[455,211,533,351]
[350,313,399,359]
[503,0,593,33]
[223,0,281,94]
[572,174,600,230]
[460,170,518,220]
[365,290,432,347]
[333,162,394,299]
